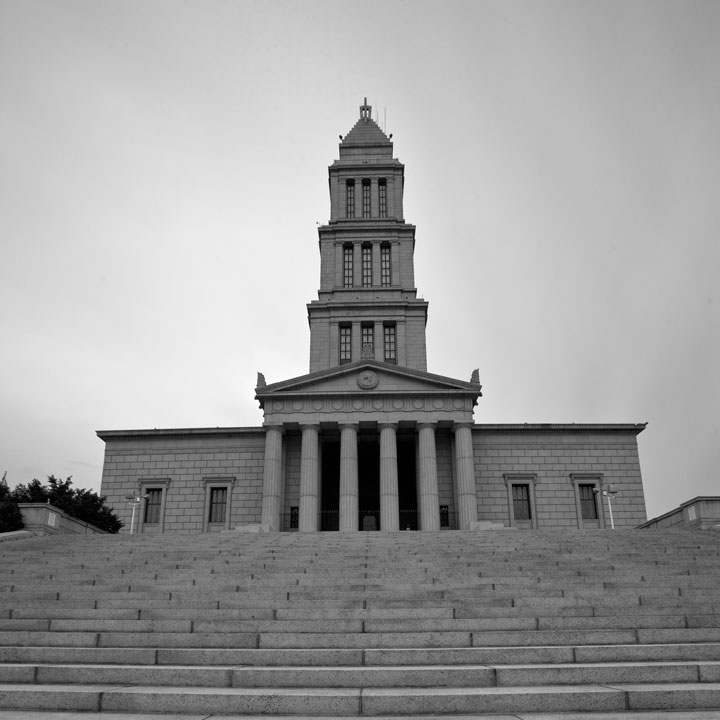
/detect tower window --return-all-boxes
[339,324,352,363]
[362,179,371,218]
[384,324,396,364]
[362,244,372,287]
[361,324,374,357]
[343,244,353,287]
[208,487,227,523]
[381,244,391,287]
[379,179,387,218]
[346,180,355,218]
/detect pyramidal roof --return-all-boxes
[339,98,392,156]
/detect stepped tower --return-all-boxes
[255,98,483,534]
[308,98,429,372]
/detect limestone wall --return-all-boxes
[471,426,647,529]
[99,429,266,534]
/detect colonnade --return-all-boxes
[260,422,478,532]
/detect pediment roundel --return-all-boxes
[357,370,379,390]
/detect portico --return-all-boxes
[255,360,482,532]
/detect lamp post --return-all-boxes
[601,485,619,529]
[124,493,148,534]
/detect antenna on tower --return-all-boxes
[384,107,386,133]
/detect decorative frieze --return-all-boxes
[263,393,475,425]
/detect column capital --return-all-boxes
[417,421,438,431]
[263,424,285,435]
[378,422,398,432]
[299,423,320,432]
[338,422,359,432]
[453,421,475,432]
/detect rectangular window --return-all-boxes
[208,487,227,523]
[379,179,387,218]
[362,324,374,356]
[381,244,391,287]
[144,489,162,524]
[440,505,449,528]
[579,484,598,520]
[362,244,372,287]
[343,245,353,287]
[339,325,352,363]
[512,485,532,521]
[384,324,396,363]
[289,506,299,529]
[362,179,371,218]
[346,180,355,218]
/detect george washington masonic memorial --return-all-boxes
[97,101,648,534]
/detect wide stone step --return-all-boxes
[1,681,720,714]
[4,642,720,667]
[5,660,720,688]
[3,712,720,720]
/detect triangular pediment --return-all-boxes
[256,361,480,400]
[255,362,481,426]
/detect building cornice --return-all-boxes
[473,423,647,435]
[96,427,265,443]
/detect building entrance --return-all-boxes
[319,429,418,531]
[398,434,418,530]
[358,434,380,530]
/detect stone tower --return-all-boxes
[308,99,429,372]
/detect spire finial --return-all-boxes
[360,97,372,121]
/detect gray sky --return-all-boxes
[1,0,718,520]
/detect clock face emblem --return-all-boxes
[357,370,379,389]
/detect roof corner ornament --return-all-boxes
[256,372,266,388]
[360,97,372,122]
[470,369,481,385]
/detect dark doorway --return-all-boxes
[319,429,418,531]
[398,434,418,530]
[358,434,380,530]
[320,438,339,530]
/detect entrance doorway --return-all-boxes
[398,434,418,530]
[319,429,418,531]
[358,434,379,530]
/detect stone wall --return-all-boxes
[472,425,647,529]
[99,423,647,533]
[99,428,266,534]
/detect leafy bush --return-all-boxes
[8,475,123,534]
[0,472,24,532]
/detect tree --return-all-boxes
[0,471,24,532]
[10,475,123,534]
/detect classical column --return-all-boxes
[298,424,320,532]
[260,425,284,531]
[454,422,478,530]
[379,423,399,531]
[339,423,359,532]
[417,423,440,531]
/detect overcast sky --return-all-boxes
[1,0,718,520]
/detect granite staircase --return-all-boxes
[1,528,720,718]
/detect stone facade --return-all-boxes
[98,100,648,533]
